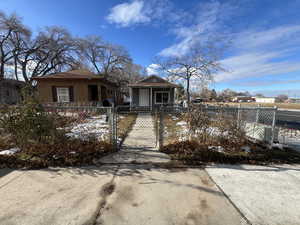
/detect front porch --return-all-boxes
[130,87,176,108]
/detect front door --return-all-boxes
[139,89,149,106]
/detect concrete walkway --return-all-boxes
[206,164,300,225]
[0,166,246,225]
[99,113,171,164]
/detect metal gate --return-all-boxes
[113,106,160,150]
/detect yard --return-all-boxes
[160,107,300,165]
[0,101,136,169]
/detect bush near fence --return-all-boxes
[158,105,300,164]
[0,100,116,169]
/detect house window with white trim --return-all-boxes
[155,92,169,104]
[57,87,70,102]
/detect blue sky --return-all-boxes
[1,0,300,97]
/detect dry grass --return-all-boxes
[161,140,300,165]
[117,113,137,145]
[160,107,300,165]
[163,113,187,145]
[0,139,114,169]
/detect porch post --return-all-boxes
[129,87,132,110]
[150,87,153,110]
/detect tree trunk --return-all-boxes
[14,55,19,80]
[186,77,190,107]
[0,62,4,79]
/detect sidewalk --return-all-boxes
[99,113,171,164]
[206,164,300,225]
[0,165,245,225]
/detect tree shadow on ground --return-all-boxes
[0,168,14,178]
[41,164,224,197]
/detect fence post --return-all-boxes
[270,106,278,146]
[159,110,164,150]
[237,104,241,127]
[256,104,260,123]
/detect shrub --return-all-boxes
[0,88,61,148]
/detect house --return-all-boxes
[254,97,277,103]
[33,69,121,105]
[128,75,179,108]
[0,79,25,104]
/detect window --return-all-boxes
[57,87,70,102]
[155,92,169,104]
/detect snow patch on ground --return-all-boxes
[0,147,20,155]
[208,146,224,152]
[176,121,187,126]
[66,115,109,141]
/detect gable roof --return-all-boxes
[33,69,118,87]
[128,75,179,88]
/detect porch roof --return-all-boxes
[128,83,178,88]
[128,75,179,88]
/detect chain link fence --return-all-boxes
[43,103,116,148]
[157,105,278,148]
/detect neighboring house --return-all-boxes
[128,75,179,108]
[254,97,277,103]
[0,79,25,104]
[33,69,121,105]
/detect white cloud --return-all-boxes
[106,0,174,27]
[159,1,237,57]
[215,25,300,83]
[215,51,300,82]
[146,63,160,75]
[106,1,149,27]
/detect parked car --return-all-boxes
[191,98,204,104]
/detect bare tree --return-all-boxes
[76,36,106,73]
[157,46,223,105]
[277,94,288,102]
[77,37,132,78]
[15,26,77,82]
[0,12,30,79]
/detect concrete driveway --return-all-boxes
[206,164,300,225]
[0,165,245,225]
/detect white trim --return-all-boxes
[57,87,70,103]
[150,87,153,108]
[154,91,170,104]
[129,87,132,107]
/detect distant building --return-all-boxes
[254,97,277,103]
[232,96,255,102]
[285,98,300,104]
[0,79,25,104]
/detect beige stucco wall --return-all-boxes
[36,80,116,103]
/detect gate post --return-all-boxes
[108,107,117,150]
[158,110,164,150]
[270,106,277,146]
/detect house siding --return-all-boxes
[36,80,117,104]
